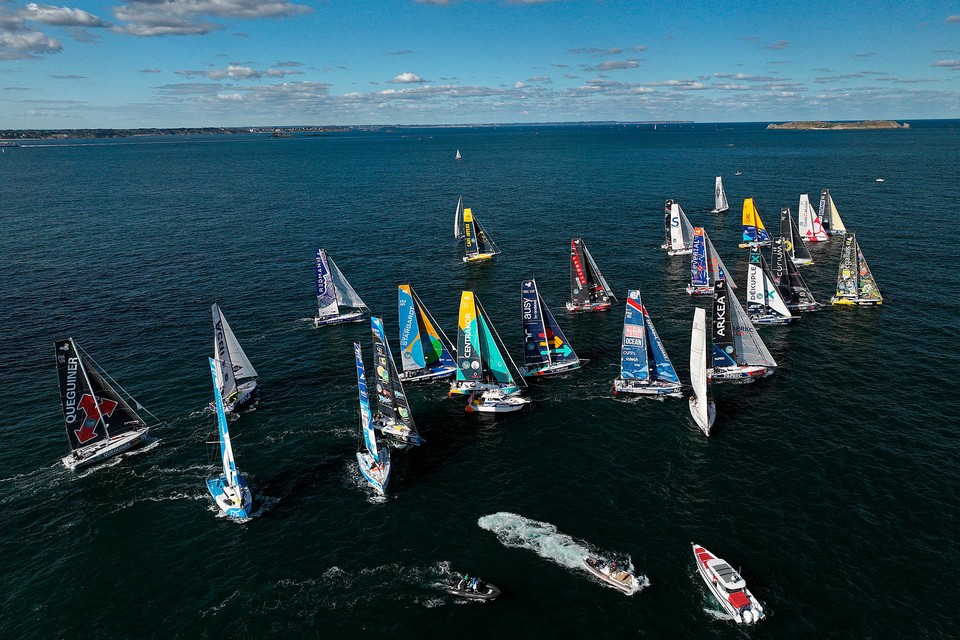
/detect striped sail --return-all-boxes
[354,343,380,463]
[620,291,650,380]
[690,228,709,288]
[742,198,771,245]
[398,284,426,371]
[210,358,239,488]
[456,291,483,382]
[371,316,416,436]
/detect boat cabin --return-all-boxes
[705,558,746,591]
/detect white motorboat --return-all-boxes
[692,543,765,624]
[465,390,530,413]
[582,556,641,595]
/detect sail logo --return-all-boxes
[715,294,727,337]
[570,247,587,287]
[213,321,231,377]
[63,357,80,424]
[521,294,534,320]
[74,394,118,444]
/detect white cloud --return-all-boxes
[23,4,109,27]
[389,72,426,83]
[113,0,311,37]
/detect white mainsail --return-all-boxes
[728,286,777,368]
[454,195,464,240]
[747,254,792,321]
[328,255,368,310]
[798,194,829,241]
[689,307,713,433]
[669,203,694,252]
[713,176,729,213]
[212,303,258,398]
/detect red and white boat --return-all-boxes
[691,543,765,624]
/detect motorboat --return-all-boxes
[691,543,765,624]
[445,576,500,601]
[465,389,530,413]
[582,556,641,594]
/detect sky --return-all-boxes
[0,0,958,128]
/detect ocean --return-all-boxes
[2,121,959,638]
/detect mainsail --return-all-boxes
[746,246,793,322]
[770,237,820,310]
[569,238,616,308]
[689,307,712,433]
[456,291,519,387]
[832,233,883,304]
[209,358,240,488]
[398,284,456,374]
[690,227,735,293]
[371,316,418,439]
[712,280,777,369]
[463,208,501,260]
[713,176,729,213]
[797,194,829,242]
[741,198,772,246]
[212,303,257,400]
[521,279,579,373]
[819,189,847,235]
[354,343,380,463]
[56,338,147,452]
[328,254,367,310]
[779,207,812,265]
[454,195,464,240]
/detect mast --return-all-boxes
[209,358,238,488]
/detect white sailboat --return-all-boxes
[354,343,391,495]
[314,248,369,326]
[711,176,729,213]
[206,357,253,520]
[661,199,695,255]
[688,307,716,436]
[462,207,501,262]
[212,303,259,413]
[455,148,462,161]
[55,338,155,470]
[708,279,777,384]
[797,194,829,242]
[745,246,795,325]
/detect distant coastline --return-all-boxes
[766,120,909,130]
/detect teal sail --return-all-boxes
[398,285,426,370]
[477,312,515,385]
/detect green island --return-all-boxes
[766,120,908,130]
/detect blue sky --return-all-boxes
[0,0,958,128]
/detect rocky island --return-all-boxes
[766,120,908,130]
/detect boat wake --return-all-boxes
[477,512,649,592]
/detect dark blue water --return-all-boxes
[2,122,959,638]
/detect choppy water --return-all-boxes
[2,121,959,638]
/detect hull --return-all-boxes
[463,253,495,263]
[792,257,814,266]
[207,475,253,519]
[582,557,640,595]
[686,285,714,297]
[831,296,882,306]
[787,302,822,313]
[707,366,772,384]
[692,543,765,624]
[519,359,582,378]
[398,365,456,383]
[689,398,716,436]
[747,313,795,326]
[738,241,772,249]
[376,420,425,446]
[667,248,693,256]
[314,310,365,327]
[613,378,682,398]
[62,427,150,471]
[449,380,520,396]
[356,450,391,495]
[565,301,612,313]
[209,380,258,414]
[711,207,729,214]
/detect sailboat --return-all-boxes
[314,248,369,326]
[661,199,695,256]
[746,246,795,325]
[818,189,847,236]
[455,149,462,161]
[397,284,457,382]
[711,176,729,213]
[519,278,584,377]
[206,357,253,519]
[687,227,735,296]
[779,207,813,266]
[613,290,682,397]
[354,343,391,495]
[770,237,822,312]
[449,291,526,396]
[708,279,777,383]
[454,195,465,240]
[370,317,424,445]
[739,198,772,248]
[462,207,501,262]
[55,338,154,470]
[688,307,716,435]
[797,194,829,242]
[212,303,258,413]
[831,233,883,305]
[566,238,617,312]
